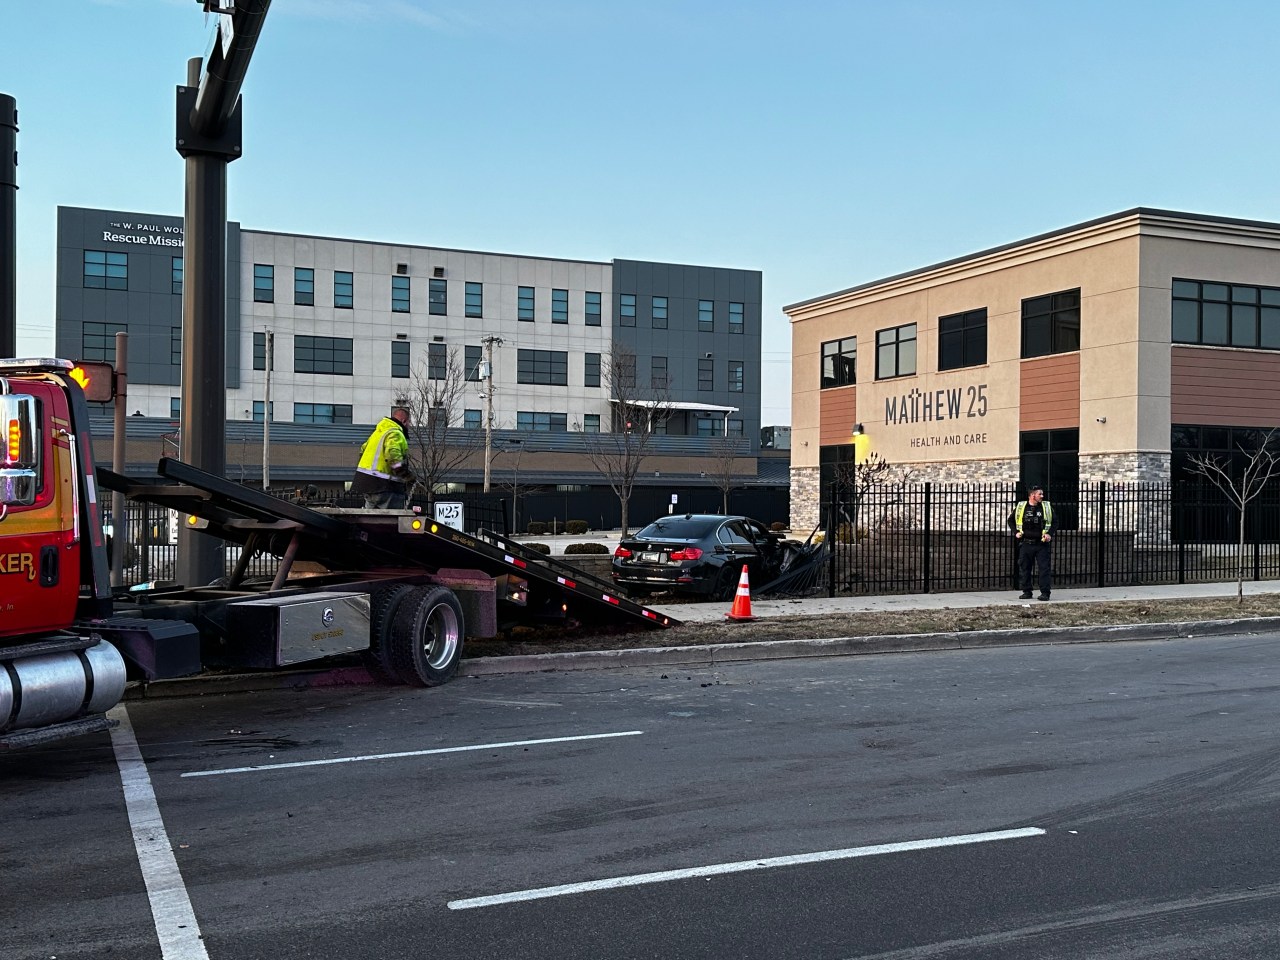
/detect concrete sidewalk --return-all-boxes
[648,579,1280,623]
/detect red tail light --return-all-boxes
[669,547,703,561]
[614,546,632,558]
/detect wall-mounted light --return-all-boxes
[1096,417,1107,424]
[851,423,864,436]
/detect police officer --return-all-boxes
[1012,484,1054,600]
[351,406,413,508]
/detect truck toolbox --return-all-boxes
[225,591,372,668]
[91,618,203,681]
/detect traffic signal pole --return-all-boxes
[174,1,271,588]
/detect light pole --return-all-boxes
[261,328,272,490]
[480,334,502,492]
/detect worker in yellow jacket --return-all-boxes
[350,407,413,508]
[1009,485,1054,601]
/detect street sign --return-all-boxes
[434,501,464,532]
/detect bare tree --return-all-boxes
[1187,427,1280,603]
[575,344,673,537]
[493,438,531,534]
[709,435,745,514]
[394,350,483,508]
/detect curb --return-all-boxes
[122,616,1280,697]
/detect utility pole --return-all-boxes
[174,0,272,587]
[0,93,17,358]
[109,332,129,588]
[481,334,502,493]
[262,328,272,490]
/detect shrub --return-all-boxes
[524,542,551,555]
[769,522,788,532]
[526,521,548,535]
[566,519,589,535]
[564,542,610,555]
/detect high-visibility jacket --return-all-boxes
[355,417,409,482]
[1012,499,1053,537]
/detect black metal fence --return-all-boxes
[824,480,1280,596]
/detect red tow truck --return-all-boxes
[1,357,676,751]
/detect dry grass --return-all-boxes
[462,594,1280,658]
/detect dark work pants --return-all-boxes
[1018,539,1053,594]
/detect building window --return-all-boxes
[253,331,275,371]
[697,416,723,437]
[876,323,917,380]
[729,301,744,335]
[585,352,601,388]
[294,335,354,375]
[171,327,182,366]
[334,271,353,309]
[552,289,569,324]
[428,342,447,380]
[463,408,482,430]
[1019,428,1079,504]
[699,299,714,332]
[83,250,127,290]
[938,307,988,371]
[252,400,274,422]
[465,282,483,318]
[171,397,182,419]
[617,354,636,388]
[728,359,744,393]
[253,264,274,303]
[698,357,714,391]
[517,348,568,386]
[727,418,744,436]
[651,296,668,329]
[518,286,535,321]
[1172,278,1280,349]
[585,291,602,326]
[821,336,856,388]
[391,275,410,313]
[465,345,483,382]
[651,356,667,389]
[171,257,183,296]
[83,321,127,362]
[1021,288,1080,359]
[517,411,568,432]
[392,341,410,379]
[582,413,601,433]
[294,267,314,306]
[294,403,353,424]
[619,293,636,327]
[429,278,446,315]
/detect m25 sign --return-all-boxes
[885,383,987,426]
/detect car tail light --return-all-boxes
[614,546,632,558]
[669,547,703,561]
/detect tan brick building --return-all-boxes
[785,208,1280,530]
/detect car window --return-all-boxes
[636,518,718,541]
[720,521,755,547]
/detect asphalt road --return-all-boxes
[5,631,1280,959]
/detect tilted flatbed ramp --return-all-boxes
[99,458,678,629]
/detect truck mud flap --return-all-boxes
[0,714,118,752]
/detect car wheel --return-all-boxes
[713,565,739,602]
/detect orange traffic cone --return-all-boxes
[725,565,756,621]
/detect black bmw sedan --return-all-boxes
[611,514,786,600]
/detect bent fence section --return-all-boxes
[823,481,1280,597]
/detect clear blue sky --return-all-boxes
[7,0,1280,425]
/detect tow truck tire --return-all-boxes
[388,585,465,687]
[364,584,414,683]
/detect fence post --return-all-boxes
[1176,482,1186,585]
[1097,480,1107,588]
[826,494,836,598]
[922,482,932,594]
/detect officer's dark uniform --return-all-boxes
[1012,496,1054,600]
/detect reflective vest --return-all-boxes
[1013,499,1053,536]
[356,417,408,481]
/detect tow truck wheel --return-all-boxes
[388,585,465,687]
[364,584,414,683]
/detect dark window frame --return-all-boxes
[821,336,856,388]
[464,344,483,382]
[293,402,353,425]
[253,263,274,303]
[428,277,447,315]
[334,270,354,309]
[391,340,411,379]
[729,301,744,334]
[516,348,569,386]
[584,352,601,388]
[171,256,183,296]
[698,357,714,391]
[518,285,535,322]
[1172,278,1280,349]
[465,281,483,319]
[83,250,128,290]
[938,307,988,371]
[875,323,917,380]
[294,334,354,375]
[1021,288,1081,359]
[585,291,602,326]
[294,267,315,306]
[619,293,636,327]
[651,296,668,329]
[391,275,411,313]
[552,288,569,324]
[83,321,127,362]
[698,299,714,332]
[728,359,744,393]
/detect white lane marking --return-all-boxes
[108,705,209,960]
[448,827,1046,911]
[182,730,644,778]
